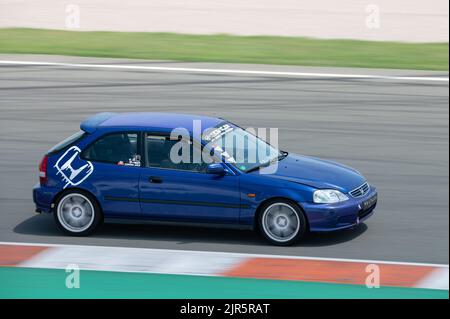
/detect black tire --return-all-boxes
[54,189,102,236]
[258,199,307,246]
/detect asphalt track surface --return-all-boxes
[0,55,448,264]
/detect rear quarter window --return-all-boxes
[82,132,138,164]
[47,131,87,155]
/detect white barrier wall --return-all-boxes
[0,0,448,42]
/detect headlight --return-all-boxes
[313,189,349,204]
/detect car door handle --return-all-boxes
[149,176,163,184]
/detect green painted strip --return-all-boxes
[0,267,447,299]
[0,29,448,70]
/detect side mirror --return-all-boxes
[207,163,226,175]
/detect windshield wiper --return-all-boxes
[245,161,271,173]
[246,151,288,173]
[278,150,288,161]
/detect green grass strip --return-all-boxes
[0,28,448,71]
[0,267,447,299]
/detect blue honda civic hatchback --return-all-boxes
[33,112,377,245]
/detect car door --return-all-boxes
[81,131,142,218]
[139,133,241,223]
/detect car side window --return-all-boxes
[83,133,140,166]
[146,134,211,172]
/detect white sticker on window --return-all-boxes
[203,124,234,142]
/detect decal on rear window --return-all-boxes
[54,146,94,189]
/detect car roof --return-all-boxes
[80,112,224,133]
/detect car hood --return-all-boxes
[256,154,366,193]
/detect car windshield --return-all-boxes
[203,123,283,173]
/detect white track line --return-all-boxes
[415,268,450,290]
[1,241,448,268]
[0,60,448,83]
[19,245,248,278]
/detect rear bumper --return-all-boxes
[33,183,58,213]
[302,186,378,232]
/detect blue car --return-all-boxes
[33,112,377,245]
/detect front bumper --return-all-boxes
[302,186,377,232]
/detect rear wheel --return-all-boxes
[258,199,306,246]
[54,190,102,236]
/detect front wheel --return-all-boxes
[258,200,307,246]
[54,190,102,236]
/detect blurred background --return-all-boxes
[0,0,448,298]
[0,0,448,70]
[0,0,448,42]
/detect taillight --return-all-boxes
[39,155,48,185]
